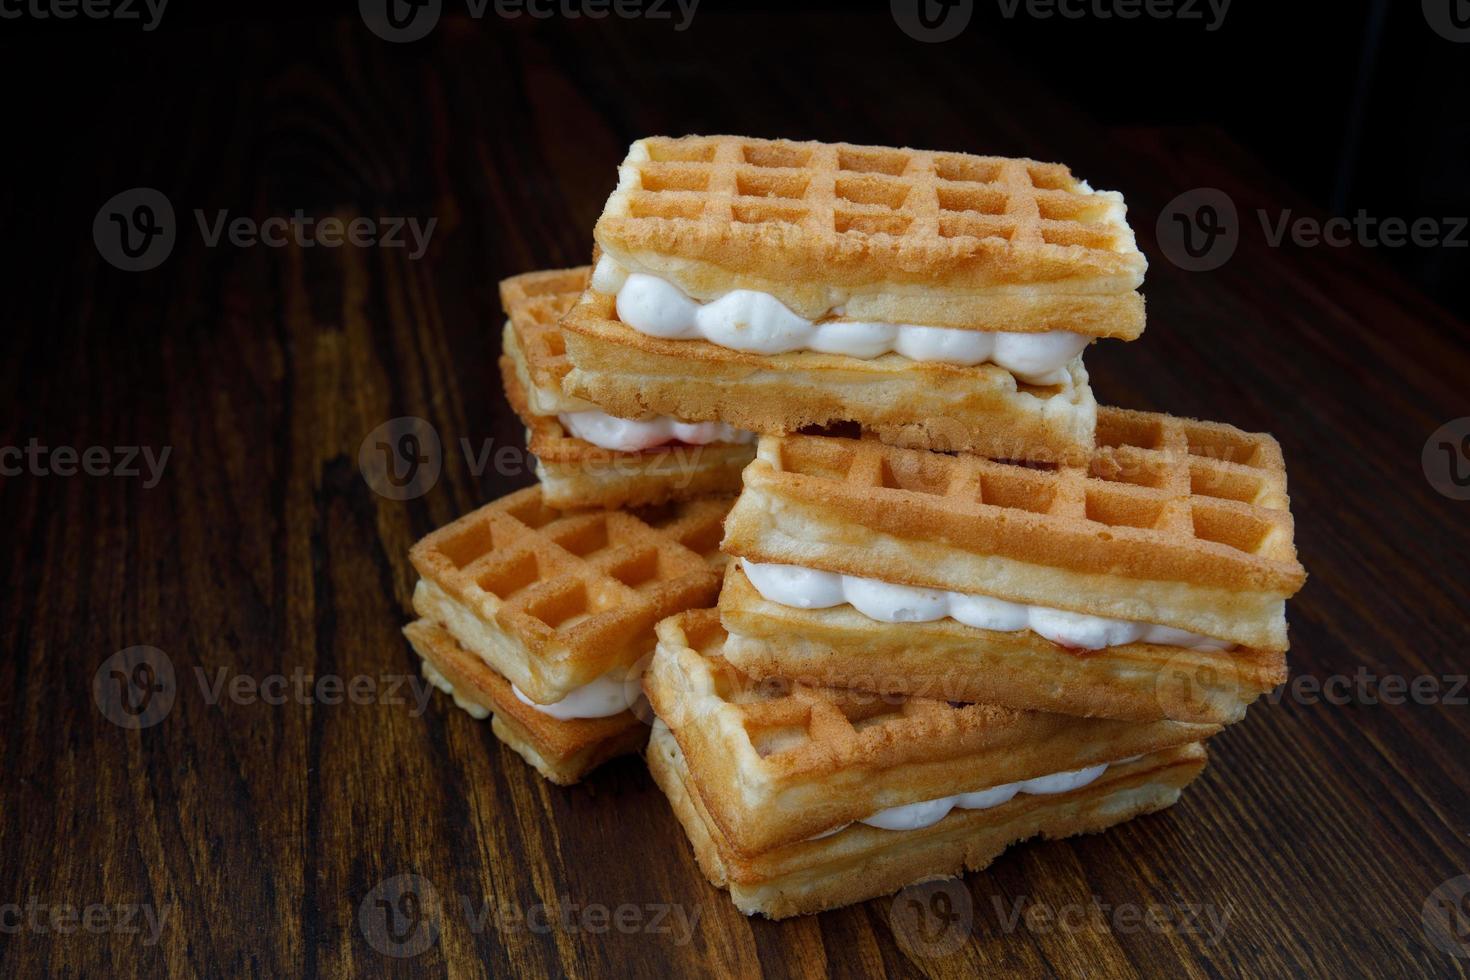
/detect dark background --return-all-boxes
[2,3,1468,978]
[7,0,1470,319]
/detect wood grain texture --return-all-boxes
[2,9,1469,978]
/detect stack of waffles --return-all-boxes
[404,134,1307,918]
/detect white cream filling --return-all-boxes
[592,256,1088,386]
[741,559,1233,652]
[511,670,642,721]
[854,762,1111,833]
[557,409,756,453]
[803,759,1125,839]
[420,659,491,720]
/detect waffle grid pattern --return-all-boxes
[773,407,1294,565]
[499,267,588,392]
[410,488,729,657]
[615,135,1135,258]
[662,611,1018,777]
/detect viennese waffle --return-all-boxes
[559,294,1098,459]
[409,486,730,704]
[645,611,1210,917]
[719,408,1306,724]
[559,134,1140,460]
[405,619,646,785]
[498,267,753,509]
[593,135,1146,333]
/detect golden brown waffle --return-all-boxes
[719,564,1286,725]
[409,486,731,704]
[644,610,1217,857]
[722,407,1306,650]
[498,267,587,410]
[404,619,645,784]
[560,291,1097,459]
[595,135,1146,336]
[649,722,1204,918]
[500,335,752,510]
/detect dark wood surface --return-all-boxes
[4,9,1469,978]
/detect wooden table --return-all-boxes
[5,10,1469,978]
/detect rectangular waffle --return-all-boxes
[644,610,1217,857]
[649,721,1205,918]
[719,564,1285,725]
[499,267,754,509]
[721,407,1306,652]
[594,135,1147,337]
[404,619,645,785]
[559,293,1098,459]
[408,486,731,705]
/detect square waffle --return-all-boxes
[404,619,646,785]
[721,407,1306,653]
[650,722,1205,919]
[644,610,1217,857]
[499,267,755,509]
[594,135,1146,336]
[558,294,1097,459]
[408,486,731,705]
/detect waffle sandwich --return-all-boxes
[406,486,731,782]
[645,611,1213,917]
[718,408,1306,724]
[499,267,755,509]
[560,135,1147,458]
